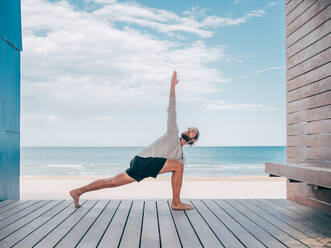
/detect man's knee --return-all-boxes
[176,162,184,172]
[159,159,183,174]
[104,178,115,187]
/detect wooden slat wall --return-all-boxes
[286,0,331,164]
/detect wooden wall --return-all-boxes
[286,0,331,164]
[285,0,331,211]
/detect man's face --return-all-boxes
[181,128,197,143]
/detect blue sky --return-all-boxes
[21,0,286,146]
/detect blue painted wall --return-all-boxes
[0,0,22,200]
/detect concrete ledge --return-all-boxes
[265,161,331,189]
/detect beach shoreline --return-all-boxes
[20,175,286,200]
[21,174,285,181]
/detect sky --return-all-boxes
[20,0,286,147]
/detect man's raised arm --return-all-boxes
[167,71,179,134]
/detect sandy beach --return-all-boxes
[20,175,286,200]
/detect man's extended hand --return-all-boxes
[171,71,179,86]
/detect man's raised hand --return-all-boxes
[171,71,179,86]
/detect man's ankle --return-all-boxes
[172,199,180,205]
[72,189,82,195]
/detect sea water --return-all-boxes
[21,146,286,177]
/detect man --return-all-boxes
[70,71,200,210]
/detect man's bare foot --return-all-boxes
[171,201,194,210]
[69,189,81,208]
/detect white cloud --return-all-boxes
[268,2,280,6]
[199,10,265,28]
[93,1,265,37]
[234,0,252,5]
[21,0,235,122]
[255,65,284,74]
[22,113,60,121]
[20,0,274,146]
[204,99,278,111]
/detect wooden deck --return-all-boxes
[0,199,330,247]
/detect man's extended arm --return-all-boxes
[170,71,178,97]
[167,71,179,134]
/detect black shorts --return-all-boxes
[125,155,167,182]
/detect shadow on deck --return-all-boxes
[0,199,330,247]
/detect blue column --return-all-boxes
[0,0,22,200]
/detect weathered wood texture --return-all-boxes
[286,0,331,164]
[0,199,330,248]
[287,0,331,209]
[266,161,331,188]
[287,180,331,213]
[266,0,331,212]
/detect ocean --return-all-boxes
[20,146,286,177]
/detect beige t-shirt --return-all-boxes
[136,96,185,165]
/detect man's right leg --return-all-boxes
[69,171,136,207]
[158,159,194,210]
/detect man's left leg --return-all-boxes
[69,171,136,207]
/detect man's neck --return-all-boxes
[180,137,185,146]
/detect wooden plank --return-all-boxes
[156,199,181,248]
[287,0,304,16]
[98,200,132,248]
[0,200,31,216]
[237,199,326,247]
[184,199,224,247]
[288,34,331,70]
[0,200,60,241]
[287,77,331,102]
[77,200,121,248]
[287,0,318,27]
[287,90,331,113]
[253,199,331,238]
[286,4,331,48]
[285,157,330,165]
[0,200,15,209]
[55,200,109,247]
[139,200,160,248]
[13,200,89,248]
[170,199,202,247]
[287,180,331,206]
[203,199,265,248]
[118,200,143,248]
[265,161,331,188]
[287,133,331,147]
[287,19,331,59]
[265,199,331,231]
[191,199,245,248]
[268,199,331,222]
[287,48,331,81]
[286,0,330,37]
[287,62,331,91]
[287,146,331,160]
[288,188,331,216]
[0,200,48,230]
[33,200,98,248]
[263,199,331,246]
[287,105,331,125]
[0,200,70,247]
[224,199,305,248]
[213,199,287,248]
[287,119,331,136]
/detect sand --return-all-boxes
[20,175,286,200]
